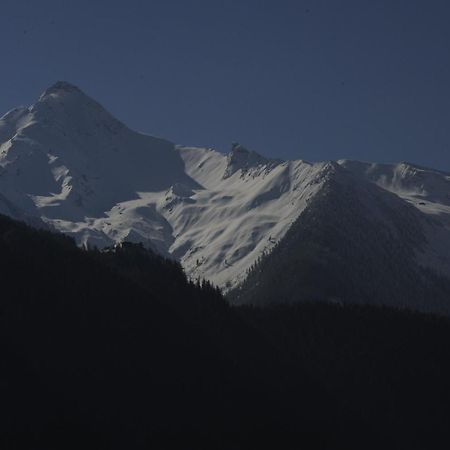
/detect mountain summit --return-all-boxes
[39,80,84,97]
[1,82,450,313]
[223,142,282,178]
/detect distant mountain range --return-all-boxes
[1,81,450,313]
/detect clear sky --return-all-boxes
[1,0,450,170]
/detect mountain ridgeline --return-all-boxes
[1,82,450,314]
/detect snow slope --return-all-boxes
[0,82,199,254]
[167,146,336,288]
[338,160,450,277]
[1,82,450,294]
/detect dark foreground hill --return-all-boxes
[1,213,450,448]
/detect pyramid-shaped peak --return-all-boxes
[28,81,127,136]
[38,81,89,102]
[42,80,82,93]
[48,81,81,92]
[35,80,113,112]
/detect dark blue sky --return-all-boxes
[1,0,450,169]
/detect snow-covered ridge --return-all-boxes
[223,142,283,179]
[0,82,450,290]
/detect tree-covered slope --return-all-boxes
[2,213,450,448]
[0,213,339,448]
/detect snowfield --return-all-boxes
[1,82,450,290]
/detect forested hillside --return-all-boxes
[1,213,450,448]
[0,213,339,448]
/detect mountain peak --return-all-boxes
[49,81,81,92]
[224,143,282,179]
[39,81,84,100]
[31,81,126,133]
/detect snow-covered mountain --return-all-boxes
[1,82,450,311]
[230,161,450,313]
[0,82,199,254]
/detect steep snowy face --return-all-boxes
[0,82,198,249]
[159,146,336,288]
